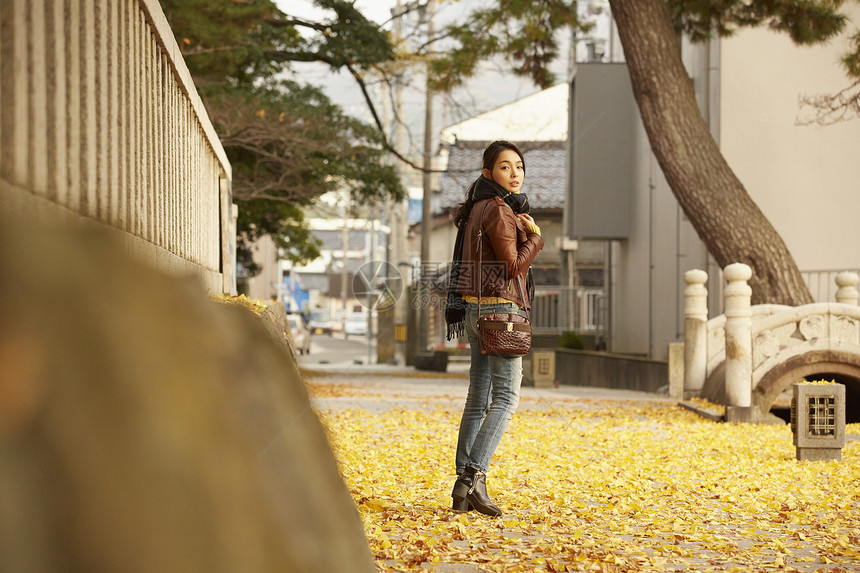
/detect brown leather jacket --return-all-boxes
[455,197,544,309]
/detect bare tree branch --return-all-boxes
[344,62,450,172]
[797,80,860,125]
[268,17,327,32]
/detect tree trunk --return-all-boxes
[608,0,814,305]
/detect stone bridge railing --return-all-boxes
[681,264,860,423]
[0,0,234,294]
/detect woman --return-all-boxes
[445,140,544,517]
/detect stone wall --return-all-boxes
[556,349,668,393]
[0,217,375,573]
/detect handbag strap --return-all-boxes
[474,200,531,324]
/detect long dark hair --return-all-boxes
[452,140,526,228]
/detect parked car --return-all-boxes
[308,311,333,335]
[343,312,369,338]
[287,315,311,355]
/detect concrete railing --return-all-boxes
[0,0,234,294]
[679,265,860,422]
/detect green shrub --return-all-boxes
[559,331,584,350]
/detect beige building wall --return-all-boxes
[242,235,281,301]
[719,5,860,272]
[428,216,457,267]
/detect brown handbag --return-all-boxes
[474,203,532,357]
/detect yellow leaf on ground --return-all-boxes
[364,498,388,512]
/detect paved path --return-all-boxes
[301,359,674,413]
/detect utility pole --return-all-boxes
[367,217,377,365]
[392,0,410,365]
[340,198,349,324]
[418,0,435,353]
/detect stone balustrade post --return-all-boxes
[683,269,709,398]
[835,272,860,305]
[724,263,753,420]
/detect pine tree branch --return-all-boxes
[267,50,342,67]
[268,17,327,32]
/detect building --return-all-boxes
[568,6,860,361]
[282,217,388,319]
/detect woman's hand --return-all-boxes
[516,213,541,236]
[517,213,536,226]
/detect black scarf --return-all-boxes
[445,176,533,340]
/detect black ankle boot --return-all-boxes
[463,467,502,517]
[451,473,473,512]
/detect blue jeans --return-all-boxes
[455,302,524,474]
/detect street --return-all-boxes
[298,330,378,368]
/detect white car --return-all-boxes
[308,311,333,335]
[287,315,311,355]
[343,313,369,338]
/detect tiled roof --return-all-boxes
[435,140,566,214]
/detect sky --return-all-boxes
[277,0,585,163]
